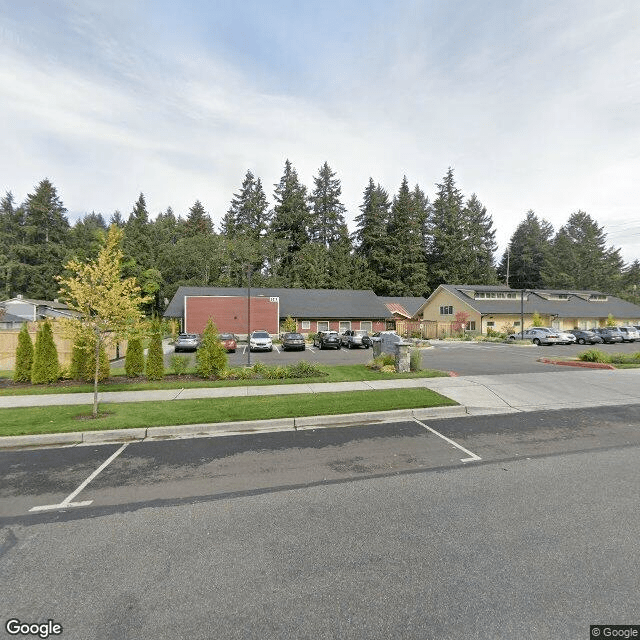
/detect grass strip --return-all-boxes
[0,365,448,396]
[0,388,456,437]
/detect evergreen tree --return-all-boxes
[125,336,144,377]
[70,331,109,382]
[31,319,60,384]
[462,193,498,284]
[196,319,227,378]
[384,177,429,295]
[123,193,155,277]
[498,210,554,288]
[353,178,392,293]
[222,170,270,239]
[0,192,19,298]
[69,212,108,262]
[183,200,213,237]
[620,259,640,303]
[268,160,311,285]
[145,319,164,380]
[13,323,33,383]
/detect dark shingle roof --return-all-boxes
[437,284,640,319]
[164,287,391,320]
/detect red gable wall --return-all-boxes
[185,296,279,335]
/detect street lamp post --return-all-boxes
[520,288,525,340]
[247,265,251,367]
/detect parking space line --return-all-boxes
[29,443,129,512]
[413,419,481,463]
[274,345,280,353]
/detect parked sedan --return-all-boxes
[592,327,624,344]
[249,330,273,352]
[570,330,603,345]
[219,333,237,353]
[536,327,576,345]
[340,329,371,349]
[617,326,639,342]
[174,333,200,352]
[313,330,341,350]
[281,332,306,351]
[508,328,564,345]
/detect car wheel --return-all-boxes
[533,338,541,346]
[578,338,585,345]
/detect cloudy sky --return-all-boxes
[1,0,639,262]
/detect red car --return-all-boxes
[219,333,237,353]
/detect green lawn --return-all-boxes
[0,365,448,396]
[0,388,456,437]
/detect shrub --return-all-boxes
[281,316,297,333]
[170,354,189,376]
[196,319,228,378]
[146,319,165,380]
[367,353,395,371]
[531,312,544,327]
[578,349,610,363]
[70,332,110,382]
[125,337,144,377]
[14,323,33,382]
[31,319,60,384]
[606,313,616,327]
[286,361,325,378]
[409,348,421,372]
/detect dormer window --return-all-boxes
[474,291,518,300]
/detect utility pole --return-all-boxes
[247,265,251,367]
[506,248,510,287]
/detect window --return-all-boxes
[317,321,329,332]
[339,321,351,333]
[301,320,310,330]
[514,321,520,327]
[439,305,454,315]
[474,292,518,300]
[486,321,495,327]
[467,321,476,331]
[360,321,372,332]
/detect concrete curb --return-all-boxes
[0,405,466,449]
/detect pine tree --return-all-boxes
[462,193,498,284]
[196,319,227,378]
[183,200,213,237]
[353,178,392,293]
[31,319,60,384]
[123,193,155,277]
[125,336,144,377]
[13,323,34,383]
[145,319,165,380]
[222,170,270,239]
[498,210,553,288]
[268,160,311,285]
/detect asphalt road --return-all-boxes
[160,340,640,376]
[2,406,640,639]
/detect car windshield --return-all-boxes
[354,330,368,336]
[219,334,234,340]
[252,332,269,338]
[179,334,197,339]
[285,333,303,339]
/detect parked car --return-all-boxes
[570,330,603,345]
[617,326,639,342]
[536,327,576,345]
[592,327,624,344]
[249,330,273,352]
[313,330,341,350]
[340,329,371,349]
[507,328,564,345]
[219,333,237,353]
[174,333,200,352]
[281,332,306,351]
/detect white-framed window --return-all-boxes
[439,305,454,315]
[339,321,351,333]
[301,320,310,330]
[360,321,372,332]
[317,321,329,332]
[467,321,476,331]
[486,321,495,327]
[514,321,520,327]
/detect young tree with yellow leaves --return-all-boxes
[57,225,150,417]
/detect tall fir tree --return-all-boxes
[498,210,554,288]
[267,160,311,286]
[462,193,498,284]
[123,193,155,277]
[183,200,213,237]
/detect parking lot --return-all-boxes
[162,339,640,376]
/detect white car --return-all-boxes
[249,330,273,352]
[618,326,639,342]
[538,327,576,345]
[508,328,564,346]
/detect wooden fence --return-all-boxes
[0,322,124,371]
[395,320,478,339]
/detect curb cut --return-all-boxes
[0,405,465,450]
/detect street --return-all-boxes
[2,406,640,638]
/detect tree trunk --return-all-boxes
[93,330,100,418]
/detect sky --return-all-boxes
[1,0,640,263]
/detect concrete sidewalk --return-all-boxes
[1,367,639,413]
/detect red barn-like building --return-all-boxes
[185,295,279,335]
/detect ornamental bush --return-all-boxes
[145,320,165,380]
[70,332,110,382]
[125,337,144,377]
[31,319,60,384]
[14,323,34,382]
[196,319,227,378]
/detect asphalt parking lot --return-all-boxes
[162,339,640,376]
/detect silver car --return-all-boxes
[617,326,639,342]
[174,333,200,352]
[508,328,564,346]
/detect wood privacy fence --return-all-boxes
[395,320,478,339]
[0,322,124,371]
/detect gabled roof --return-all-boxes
[3,297,70,309]
[419,284,640,319]
[0,311,27,323]
[377,296,427,319]
[164,287,391,320]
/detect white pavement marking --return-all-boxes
[413,419,481,463]
[274,345,280,353]
[29,443,129,512]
